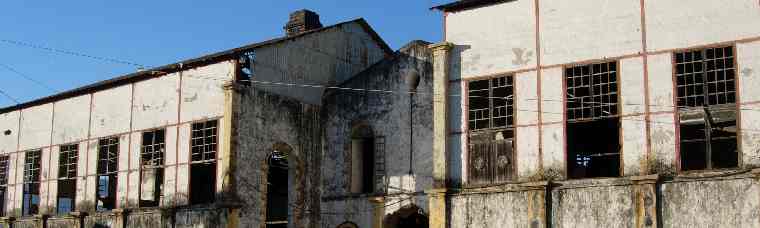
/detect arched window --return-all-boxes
[350,124,375,194]
[266,143,292,228]
[337,221,359,228]
[384,205,429,228]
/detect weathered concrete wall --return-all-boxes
[253,22,388,105]
[439,0,760,227]
[320,41,433,227]
[236,87,321,228]
[450,190,543,228]
[661,177,760,227]
[551,181,635,228]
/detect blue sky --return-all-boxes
[0,0,451,107]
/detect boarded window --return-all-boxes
[190,120,218,205]
[676,46,738,170]
[565,62,621,179]
[96,137,119,211]
[0,156,9,216]
[467,76,515,185]
[22,150,42,216]
[57,144,78,214]
[140,129,165,207]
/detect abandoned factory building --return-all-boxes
[427,0,760,227]
[3,1,760,228]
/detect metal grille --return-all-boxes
[191,120,218,162]
[0,156,9,185]
[566,62,619,121]
[675,46,736,107]
[97,137,119,175]
[23,150,42,183]
[374,136,386,193]
[468,76,514,130]
[58,144,78,179]
[141,129,166,167]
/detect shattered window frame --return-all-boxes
[189,120,218,205]
[466,75,516,186]
[675,46,739,171]
[96,137,119,211]
[22,150,42,216]
[0,155,9,217]
[565,61,622,179]
[57,144,78,214]
[140,129,166,207]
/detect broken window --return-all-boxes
[22,150,42,216]
[565,62,621,179]
[189,120,218,205]
[350,125,385,194]
[96,137,119,211]
[675,46,738,170]
[0,156,9,217]
[140,129,165,207]
[57,144,78,214]
[467,76,515,185]
[266,143,291,228]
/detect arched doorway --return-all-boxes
[266,143,292,228]
[350,124,375,194]
[384,205,429,228]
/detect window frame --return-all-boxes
[0,155,9,217]
[95,137,119,212]
[139,129,166,208]
[673,45,740,171]
[188,119,220,205]
[57,143,79,214]
[22,150,42,216]
[465,75,516,187]
[563,61,623,179]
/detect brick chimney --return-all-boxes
[284,10,323,36]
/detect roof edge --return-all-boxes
[431,0,514,12]
[0,18,393,114]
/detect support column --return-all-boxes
[428,42,453,228]
[221,81,242,203]
[369,197,385,228]
[631,175,659,228]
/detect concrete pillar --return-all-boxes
[221,81,242,202]
[521,181,549,228]
[369,197,385,228]
[631,175,659,228]
[428,42,453,228]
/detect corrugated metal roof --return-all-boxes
[0,18,392,114]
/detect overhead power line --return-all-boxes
[0,39,147,68]
[0,88,20,104]
[0,63,58,92]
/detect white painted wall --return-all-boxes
[19,104,53,151]
[446,0,537,78]
[645,0,760,52]
[0,111,20,153]
[540,0,643,66]
[0,60,233,216]
[445,0,760,179]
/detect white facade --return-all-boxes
[0,61,234,215]
[444,0,760,182]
